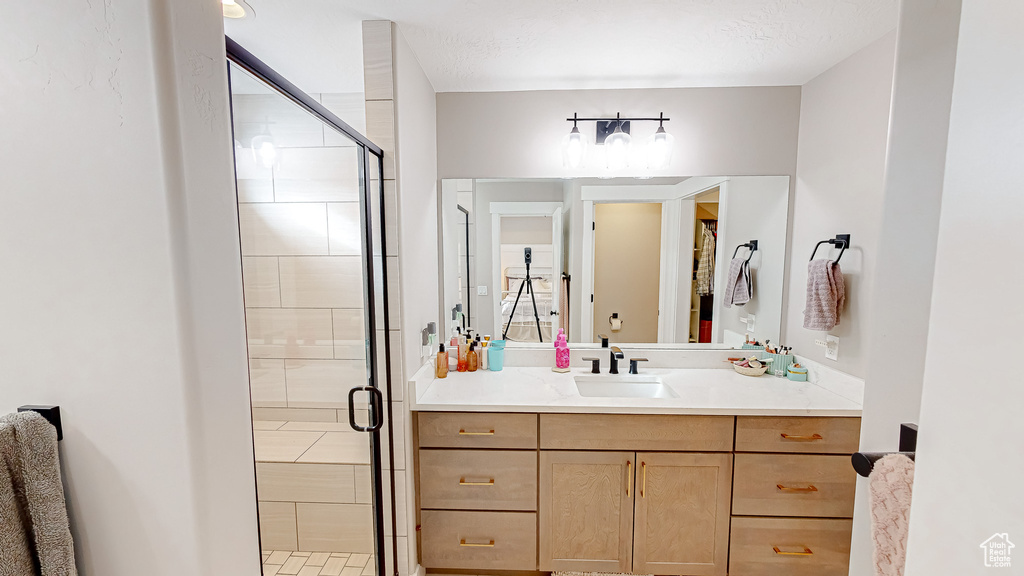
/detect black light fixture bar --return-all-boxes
[566,116,671,122]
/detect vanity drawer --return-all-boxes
[420,510,537,570]
[732,454,856,517]
[419,449,538,511]
[418,412,538,449]
[729,517,852,576]
[735,416,861,454]
[539,414,734,451]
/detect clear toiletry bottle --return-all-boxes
[435,344,449,379]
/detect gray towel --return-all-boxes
[0,411,78,576]
[803,259,845,330]
[723,257,752,308]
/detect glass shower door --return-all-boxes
[226,39,394,576]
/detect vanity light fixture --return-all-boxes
[647,113,674,169]
[563,112,672,171]
[561,113,587,169]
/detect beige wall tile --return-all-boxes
[285,359,366,408]
[256,462,356,504]
[364,101,396,179]
[246,308,335,359]
[374,330,404,399]
[296,503,374,553]
[361,21,394,101]
[327,203,363,256]
[322,93,367,145]
[250,358,287,407]
[252,407,338,423]
[372,257,401,331]
[382,471,408,538]
[242,257,281,307]
[239,203,329,256]
[333,309,367,360]
[233,94,324,148]
[235,150,275,202]
[354,465,371,504]
[274,148,360,203]
[253,430,324,463]
[279,256,364,309]
[381,400,406,471]
[279,421,350,432]
[368,179,399,257]
[258,501,297,551]
[296,432,370,465]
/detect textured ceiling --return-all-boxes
[225,0,898,94]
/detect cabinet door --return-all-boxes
[633,452,732,576]
[539,451,635,572]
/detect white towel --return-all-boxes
[870,454,915,576]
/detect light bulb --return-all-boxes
[251,135,277,168]
[647,126,674,169]
[605,123,631,170]
[222,0,246,18]
[561,126,587,168]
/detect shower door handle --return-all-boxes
[347,386,384,432]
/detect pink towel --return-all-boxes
[870,454,915,576]
[803,259,845,330]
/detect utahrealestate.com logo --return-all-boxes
[980,533,1014,568]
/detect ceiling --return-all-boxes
[225,0,898,94]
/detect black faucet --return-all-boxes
[598,334,610,348]
[609,346,624,374]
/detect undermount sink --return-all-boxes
[574,375,678,399]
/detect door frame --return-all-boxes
[226,37,396,576]
[489,201,564,341]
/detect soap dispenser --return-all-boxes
[553,328,571,373]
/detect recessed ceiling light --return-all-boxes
[222,0,249,19]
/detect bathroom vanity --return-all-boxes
[410,363,862,576]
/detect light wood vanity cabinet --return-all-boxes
[415,412,860,576]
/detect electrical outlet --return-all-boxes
[825,335,840,361]
[477,285,487,296]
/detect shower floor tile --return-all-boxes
[264,550,373,576]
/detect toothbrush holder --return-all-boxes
[757,352,795,378]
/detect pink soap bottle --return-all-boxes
[553,328,570,372]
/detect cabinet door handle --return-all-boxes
[626,460,631,496]
[777,484,818,493]
[459,477,495,486]
[460,539,495,547]
[773,545,813,556]
[780,433,823,441]
[641,461,647,498]
[459,429,495,436]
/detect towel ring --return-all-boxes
[809,234,851,263]
[732,240,758,263]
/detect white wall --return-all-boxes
[904,0,1024,572]
[785,32,897,376]
[436,86,801,180]
[849,1,962,573]
[0,1,259,575]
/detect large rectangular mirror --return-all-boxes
[439,176,790,348]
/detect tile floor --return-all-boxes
[253,421,370,464]
[261,550,375,576]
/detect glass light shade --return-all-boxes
[647,126,674,169]
[251,135,278,168]
[222,0,246,18]
[561,126,587,168]
[605,124,631,169]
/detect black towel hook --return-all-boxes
[732,240,758,263]
[810,234,851,263]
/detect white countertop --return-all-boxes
[411,364,862,417]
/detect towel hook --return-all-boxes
[809,234,851,263]
[732,240,758,263]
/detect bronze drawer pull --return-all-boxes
[626,460,631,496]
[460,539,495,547]
[780,433,823,441]
[459,477,495,486]
[777,484,819,493]
[773,545,814,556]
[459,429,495,436]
